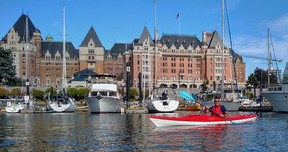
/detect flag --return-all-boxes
[176,12,180,18]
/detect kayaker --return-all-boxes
[204,97,228,117]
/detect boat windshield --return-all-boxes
[268,86,282,91]
[91,91,117,97]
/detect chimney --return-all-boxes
[202,32,207,43]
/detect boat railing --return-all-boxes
[0,99,25,108]
[91,79,117,84]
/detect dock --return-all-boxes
[238,106,274,112]
[125,107,148,114]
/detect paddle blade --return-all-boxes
[231,121,240,125]
[191,94,196,100]
[179,91,195,101]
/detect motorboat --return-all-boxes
[147,87,179,113]
[85,74,124,113]
[185,103,201,111]
[5,99,25,113]
[149,113,257,127]
[240,98,260,107]
[261,62,288,112]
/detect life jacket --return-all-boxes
[211,106,222,116]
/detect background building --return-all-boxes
[124,26,246,93]
[1,13,246,92]
[79,26,105,74]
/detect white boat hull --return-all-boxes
[48,98,76,113]
[86,96,123,113]
[259,62,288,112]
[6,104,25,113]
[261,92,288,112]
[148,99,179,113]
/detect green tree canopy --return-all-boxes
[32,89,45,100]
[67,88,78,97]
[0,88,9,98]
[10,88,22,97]
[77,88,90,98]
[130,88,138,100]
[0,47,17,85]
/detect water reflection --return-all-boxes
[0,112,287,151]
[151,124,244,151]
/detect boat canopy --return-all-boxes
[91,84,117,92]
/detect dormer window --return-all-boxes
[45,51,51,60]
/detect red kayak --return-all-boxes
[149,114,257,127]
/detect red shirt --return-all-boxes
[211,106,223,116]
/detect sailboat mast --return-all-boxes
[148,37,151,97]
[221,0,225,100]
[154,0,157,88]
[267,28,271,87]
[224,0,239,98]
[62,4,67,95]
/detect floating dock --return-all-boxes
[238,106,274,112]
[125,107,148,114]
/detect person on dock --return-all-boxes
[204,97,228,117]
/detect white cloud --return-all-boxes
[268,15,288,35]
[230,14,288,79]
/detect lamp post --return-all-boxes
[126,62,131,108]
[178,71,181,88]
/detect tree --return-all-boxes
[67,88,77,98]
[0,88,9,98]
[0,47,17,85]
[10,88,22,98]
[45,88,58,96]
[77,88,90,99]
[253,67,277,88]
[247,67,278,98]
[246,73,259,97]
[32,89,45,100]
[130,88,138,101]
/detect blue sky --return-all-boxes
[1,0,288,80]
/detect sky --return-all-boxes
[1,0,288,80]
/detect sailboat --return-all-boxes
[201,0,240,111]
[260,29,287,112]
[6,15,30,113]
[46,5,76,113]
[146,0,179,113]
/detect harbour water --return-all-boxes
[0,111,287,151]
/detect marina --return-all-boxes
[0,0,288,151]
[0,111,288,151]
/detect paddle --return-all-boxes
[179,91,239,125]
[179,90,195,101]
